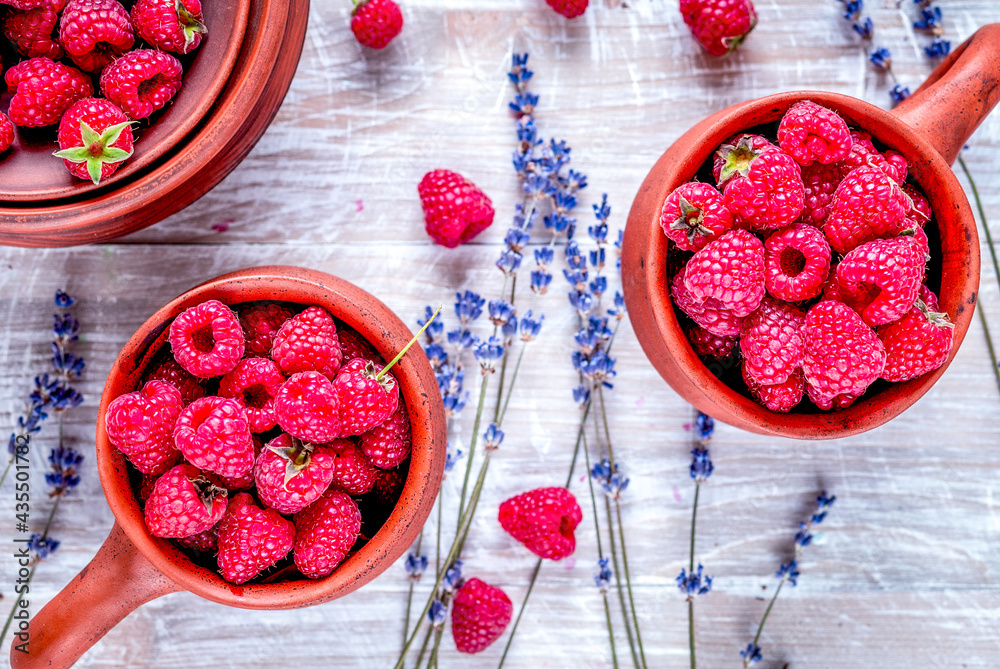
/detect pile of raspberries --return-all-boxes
[662,100,955,413]
[0,0,208,184]
[104,299,412,584]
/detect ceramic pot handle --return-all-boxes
[891,23,1000,165]
[9,522,180,669]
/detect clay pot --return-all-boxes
[0,0,308,247]
[10,267,447,669]
[621,24,1000,439]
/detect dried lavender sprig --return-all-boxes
[680,412,715,669]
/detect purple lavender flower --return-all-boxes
[676,564,712,598]
[594,558,613,591]
[405,553,429,580]
[27,534,59,561]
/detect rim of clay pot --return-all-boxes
[624,90,978,439]
[95,266,447,608]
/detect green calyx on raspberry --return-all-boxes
[670,194,714,245]
[720,11,757,56]
[53,121,134,185]
[176,0,208,51]
[374,304,443,382]
[717,135,762,183]
[189,474,227,514]
[916,298,955,329]
[267,437,315,488]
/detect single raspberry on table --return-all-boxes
[216,492,295,584]
[176,526,218,553]
[168,299,245,378]
[671,272,744,337]
[144,463,228,538]
[239,303,293,357]
[802,300,885,404]
[99,49,183,120]
[360,402,411,469]
[333,358,399,437]
[145,357,206,406]
[5,57,93,127]
[271,306,343,379]
[718,139,805,230]
[328,438,378,495]
[498,487,582,561]
[777,101,852,166]
[337,325,383,364]
[293,490,362,579]
[713,133,773,187]
[877,286,954,382]
[743,364,804,413]
[545,0,588,19]
[350,0,402,49]
[0,114,14,152]
[131,0,207,54]
[451,577,513,654]
[58,0,134,72]
[105,379,183,475]
[823,164,909,254]
[739,296,806,386]
[679,0,757,57]
[173,396,256,480]
[218,357,286,433]
[54,98,134,184]
[4,2,64,60]
[273,371,342,443]
[763,223,831,302]
[660,182,734,252]
[254,434,337,515]
[418,169,495,248]
[835,234,926,326]
[683,229,765,317]
[797,162,841,227]
[685,323,739,361]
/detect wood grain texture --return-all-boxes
[2,1,1000,667]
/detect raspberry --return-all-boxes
[797,162,841,227]
[58,0,134,72]
[451,578,513,654]
[720,141,805,230]
[802,300,885,403]
[835,140,902,183]
[685,323,738,361]
[360,402,411,469]
[877,286,954,382]
[418,169,495,248]
[99,49,183,120]
[218,358,285,433]
[105,380,184,475]
[293,490,361,579]
[239,303,293,357]
[369,465,405,508]
[823,164,909,254]
[144,464,227,538]
[545,0,588,19]
[216,492,294,584]
[849,130,875,152]
[884,150,908,182]
[130,0,207,54]
[168,299,245,378]
[902,183,932,229]
[254,434,337,514]
[145,358,206,405]
[208,436,261,491]
[660,182,734,251]
[683,229,765,317]
[4,3,64,60]
[54,98,134,184]
[713,133,773,187]
[271,306,342,379]
[835,234,926,326]
[739,297,806,386]
[333,358,399,437]
[337,325,383,363]
[328,438,378,495]
[0,0,57,8]
[498,487,582,561]
[776,101,852,166]
[273,371,342,443]
[0,114,14,152]
[763,223,831,302]
[138,473,157,501]
[5,57,93,127]
[350,0,402,49]
[743,364,804,413]
[806,382,857,411]
[173,396,255,480]
[176,526,218,553]
[671,272,743,337]
[679,0,757,57]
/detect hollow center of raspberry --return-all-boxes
[138,74,166,102]
[779,247,807,277]
[559,515,575,539]
[241,383,271,409]
[191,324,216,353]
[853,282,882,307]
[88,140,104,157]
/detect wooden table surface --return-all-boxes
[3,1,1000,667]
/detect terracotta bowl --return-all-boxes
[0,0,308,247]
[11,267,447,669]
[621,24,1000,440]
